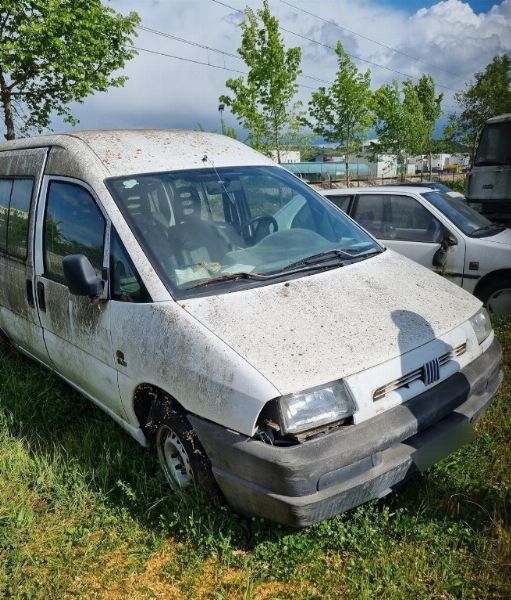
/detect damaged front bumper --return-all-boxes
[189,338,503,527]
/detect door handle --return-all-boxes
[26,280,35,307]
[37,281,46,312]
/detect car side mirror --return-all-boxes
[445,232,458,246]
[63,254,104,298]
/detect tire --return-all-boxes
[476,278,511,316]
[150,402,219,496]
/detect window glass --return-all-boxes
[475,122,511,166]
[8,179,33,259]
[422,191,500,237]
[110,231,151,302]
[107,166,381,297]
[389,195,443,242]
[0,179,13,252]
[352,194,387,238]
[327,195,352,213]
[44,181,105,281]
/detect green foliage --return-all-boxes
[373,79,430,171]
[455,53,511,158]
[414,74,443,161]
[0,0,140,139]
[219,0,301,161]
[305,42,373,182]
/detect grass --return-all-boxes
[0,322,510,599]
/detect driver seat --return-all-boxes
[169,186,230,266]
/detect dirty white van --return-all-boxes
[0,130,502,527]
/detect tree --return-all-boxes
[219,0,301,161]
[305,42,372,185]
[455,53,511,161]
[0,0,140,140]
[373,79,428,175]
[414,74,443,173]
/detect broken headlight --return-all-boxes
[276,380,355,435]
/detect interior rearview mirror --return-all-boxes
[63,254,104,297]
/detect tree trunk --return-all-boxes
[345,154,350,187]
[429,152,432,177]
[0,68,15,140]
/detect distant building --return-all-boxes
[270,150,301,163]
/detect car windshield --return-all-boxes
[107,166,381,297]
[475,121,511,166]
[422,191,504,236]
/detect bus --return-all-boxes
[466,113,511,225]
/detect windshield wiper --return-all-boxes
[282,248,381,271]
[186,271,273,290]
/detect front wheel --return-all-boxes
[152,405,218,494]
[476,279,511,316]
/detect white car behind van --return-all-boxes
[321,186,511,315]
[0,130,502,526]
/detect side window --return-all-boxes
[0,179,13,252]
[389,195,443,243]
[327,195,352,213]
[44,181,106,282]
[110,231,151,302]
[8,179,33,259]
[0,178,33,258]
[352,194,387,238]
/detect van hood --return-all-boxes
[183,250,481,395]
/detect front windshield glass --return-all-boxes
[107,166,381,296]
[422,191,503,236]
[475,122,511,166]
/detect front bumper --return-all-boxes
[190,338,503,527]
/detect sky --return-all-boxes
[49,0,511,138]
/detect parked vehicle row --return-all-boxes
[0,130,502,526]
[321,186,511,315]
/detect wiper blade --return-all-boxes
[283,248,380,271]
[186,271,272,290]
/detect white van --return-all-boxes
[0,130,502,527]
[321,186,511,315]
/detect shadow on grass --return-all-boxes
[0,345,508,562]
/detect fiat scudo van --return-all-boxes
[0,130,502,526]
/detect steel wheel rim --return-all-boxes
[156,424,193,488]
[486,288,511,316]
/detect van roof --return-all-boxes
[0,129,274,177]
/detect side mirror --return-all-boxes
[63,254,104,297]
[445,232,458,246]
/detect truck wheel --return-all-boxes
[477,279,511,316]
[152,405,218,495]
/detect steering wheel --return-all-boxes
[241,214,278,243]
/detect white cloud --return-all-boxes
[49,0,511,135]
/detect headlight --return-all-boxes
[470,307,492,345]
[277,380,355,435]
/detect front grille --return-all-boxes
[373,342,467,401]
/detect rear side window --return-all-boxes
[352,194,387,237]
[0,177,33,259]
[0,179,13,252]
[327,195,352,213]
[44,181,106,282]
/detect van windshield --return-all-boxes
[107,166,381,296]
[475,121,511,166]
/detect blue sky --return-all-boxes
[43,0,511,138]
[382,0,502,12]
